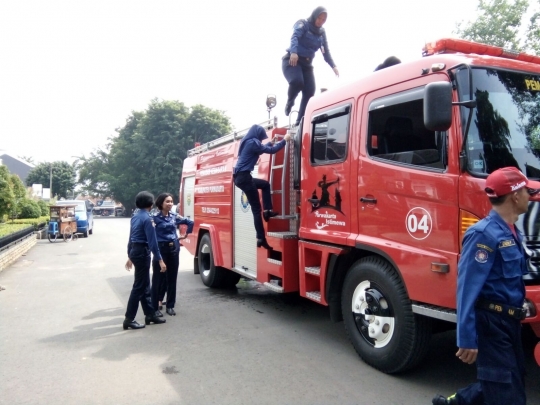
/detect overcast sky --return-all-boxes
[0,0,479,164]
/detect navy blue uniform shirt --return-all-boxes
[457,209,527,349]
[287,20,336,68]
[153,211,194,243]
[234,125,286,174]
[127,209,162,261]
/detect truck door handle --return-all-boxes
[360,197,377,204]
[308,198,320,204]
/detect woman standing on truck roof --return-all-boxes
[282,6,339,126]
[233,125,290,250]
[151,193,194,317]
[123,191,167,330]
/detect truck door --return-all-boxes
[358,81,460,308]
[299,102,354,245]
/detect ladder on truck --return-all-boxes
[262,124,301,293]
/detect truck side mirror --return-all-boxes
[424,82,452,131]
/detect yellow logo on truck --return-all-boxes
[525,79,540,91]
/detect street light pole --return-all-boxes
[49,163,53,193]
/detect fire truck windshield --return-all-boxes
[456,68,540,178]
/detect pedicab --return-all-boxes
[47,205,78,242]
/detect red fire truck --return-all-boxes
[179,38,540,373]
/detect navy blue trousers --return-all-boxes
[282,55,315,125]
[234,171,272,240]
[125,245,155,320]
[151,243,180,309]
[455,309,526,405]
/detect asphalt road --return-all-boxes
[0,217,539,405]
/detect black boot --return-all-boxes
[123,317,145,330]
[145,313,166,325]
[263,210,279,222]
[155,310,164,317]
[166,308,176,316]
[257,238,273,250]
[432,394,458,405]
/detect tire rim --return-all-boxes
[351,280,395,348]
[200,242,211,278]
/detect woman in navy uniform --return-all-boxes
[282,6,339,126]
[151,193,194,316]
[233,125,290,250]
[433,167,540,405]
[123,191,167,330]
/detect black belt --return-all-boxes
[476,299,526,320]
[158,241,175,247]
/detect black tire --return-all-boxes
[341,256,432,374]
[48,233,58,243]
[222,271,241,289]
[83,228,89,238]
[198,233,226,288]
[89,227,93,235]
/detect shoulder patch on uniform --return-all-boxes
[499,239,516,248]
[476,243,493,252]
[475,249,489,263]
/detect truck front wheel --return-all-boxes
[198,234,226,288]
[341,256,431,373]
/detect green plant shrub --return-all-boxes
[37,199,49,216]
[11,216,49,230]
[18,199,41,219]
[0,223,32,238]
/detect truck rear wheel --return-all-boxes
[341,256,431,373]
[198,234,226,288]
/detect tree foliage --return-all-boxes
[26,161,76,199]
[18,199,41,219]
[456,0,540,54]
[0,165,15,219]
[77,100,231,211]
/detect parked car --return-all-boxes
[56,200,94,237]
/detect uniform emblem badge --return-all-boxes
[499,239,516,248]
[475,249,488,263]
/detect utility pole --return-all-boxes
[50,163,53,194]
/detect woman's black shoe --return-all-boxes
[155,310,164,317]
[145,314,166,325]
[166,308,176,316]
[263,210,279,222]
[257,238,273,250]
[123,317,145,330]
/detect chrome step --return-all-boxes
[267,231,298,239]
[263,281,284,293]
[306,291,321,302]
[305,266,321,276]
[267,258,282,266]
[271,164,284,170]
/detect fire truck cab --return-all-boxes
[180,38,540,372]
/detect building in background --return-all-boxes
[0,151,35,184]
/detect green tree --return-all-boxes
[455,0,539,54]
[18,199,41,219]
[37,199,49,216]
[77,100,231,211]
[9,174,27,218]
[26,161,76,199]
[0,165,15,219]
[525,1,540,54]
[77,149,111,197]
